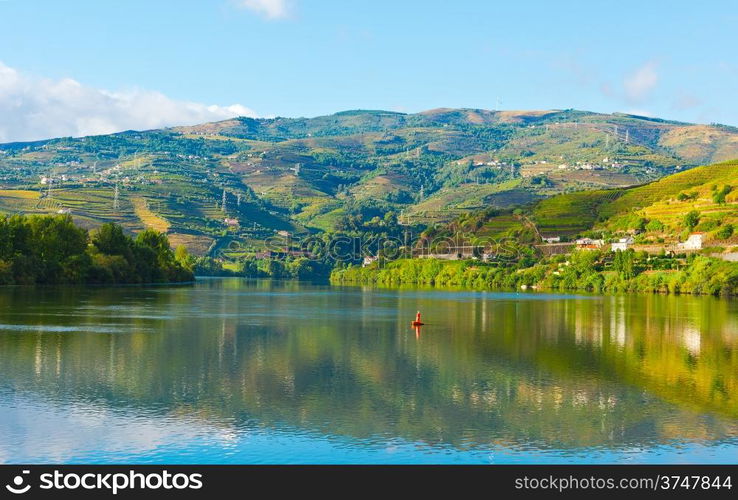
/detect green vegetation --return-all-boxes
[333,158,738,296]
[2,109,738,268]
[716,224,734,240]
[531,189,623,236]
[193,255,332,280]
[684,210,701,230]
[332,252,738,297]
[429,159,738,246]
[0,214,193,285]
[712,184,733,204]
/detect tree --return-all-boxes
[174,245,194,273]
[27,215,88,283]
[712,185,733,205]
[265,259,285,278]
[684,210,700,231]
[93,223,131,256]
[630,217,648,232]
[613,249,635,280]
[645,219,664,232]
[0,216,191,285]
[241,257,259,277]
[716,224,734,240]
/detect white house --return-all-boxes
[362,256,379,267]
[611,237,634,252]
[575,238,605,250]
[224,218,239,226]
[679,233,704,250]
[542,236,561,243]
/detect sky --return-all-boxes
[0,0,737,142]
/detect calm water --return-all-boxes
[0,278,737,464]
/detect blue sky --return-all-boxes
[0,0,737,141]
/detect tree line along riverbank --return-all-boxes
[0,214,194,285]
[330,251,738,297]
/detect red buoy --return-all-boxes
[411,311,424,326]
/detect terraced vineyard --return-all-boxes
[599,162,738,218]
[131,197,171,233]
[437,160,738,250]
[600,160,738,243]
[0,190,40,213]
[531,189,624,236]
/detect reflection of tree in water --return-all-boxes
[0,280,736,451]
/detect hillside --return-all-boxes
[429,160,738,252]
[1,108,737,257]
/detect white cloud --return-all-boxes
[623,61,659,103]
[0,62,257,143]
[238,0,291,19]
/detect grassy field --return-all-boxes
[132,197,171,232]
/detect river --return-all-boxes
[0,278,736,463]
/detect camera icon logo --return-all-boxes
[5,470,31,495]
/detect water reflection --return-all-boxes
[0,279,736,463]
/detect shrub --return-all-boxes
[715,224,734,241]
[684,210,700,230]
[645,219,664,232]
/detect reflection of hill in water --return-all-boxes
[0,280,736,452]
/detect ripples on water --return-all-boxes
[0,279,736,464]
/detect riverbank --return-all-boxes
[330,252,738,297]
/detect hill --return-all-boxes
[427,159,738,252]
[1,108,737,257]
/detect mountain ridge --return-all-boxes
[1,108,737,260]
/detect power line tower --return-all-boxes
[113,184,120,211]
[221,189,227,213]
[237,192,241,207]
[625,129,630,144]
[47,176,53,199]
